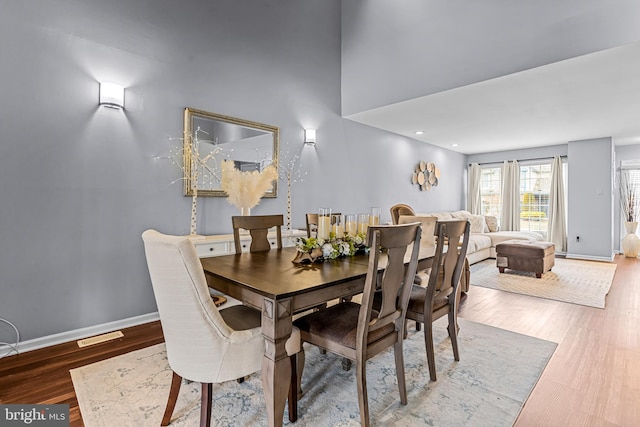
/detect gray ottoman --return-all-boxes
[495,240,555,278]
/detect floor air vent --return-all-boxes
[77,331,124,348]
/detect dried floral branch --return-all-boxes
[279,143,307,229]
[620,171,639,222]
[163,128,225,235]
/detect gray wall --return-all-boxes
[341,0,640,115]
[0,1,465,342]
[566,138,614,259]
[468,142,622,260]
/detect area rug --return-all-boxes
[71,318,556,427]
[470,258,617,308]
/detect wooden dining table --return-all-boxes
[201,243,435,427]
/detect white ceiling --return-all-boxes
[345,42,640,155]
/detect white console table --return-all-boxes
[190,229,307,258]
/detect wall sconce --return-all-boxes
[304,129,316,146]
[99,82,125,109]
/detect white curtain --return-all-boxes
[467,163,481,214]
[500,160,520,231]
[547,156,567,252]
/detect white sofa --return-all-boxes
[417,210,545,265]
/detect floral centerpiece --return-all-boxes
[221,159,278,215]
[292,232,368,264]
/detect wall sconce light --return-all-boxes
[99,82,125,109]
[304,129,316,146]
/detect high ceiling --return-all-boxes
[345,42,640,155]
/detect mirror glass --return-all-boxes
[183,108,279,197]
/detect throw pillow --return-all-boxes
[448,211,486,233]
[485,216,499,232]
[467,214,487,233]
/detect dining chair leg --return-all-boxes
[423,320,437,382]
[393,338,408,405]
[355,358,371,427]
[448,306,460,362]
[342,357,352,371]
[161,371,182,426]
[296,349,305,401]
[415,321,421,332]
[200,383,212,427]
[288,354,298,422]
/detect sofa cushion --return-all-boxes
[450,210,472,218]
[485,215,499,232]
[423,212,454,221]
[450,211,487,233]
[472,214,489,233]
[468,234,491,253]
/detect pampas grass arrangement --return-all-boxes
[221,159,278,213]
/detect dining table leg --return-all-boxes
[261,297,293,427]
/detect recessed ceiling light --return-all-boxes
[415,131,424,135]
[451,144,459,147]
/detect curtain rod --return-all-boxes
[468,155,567,167]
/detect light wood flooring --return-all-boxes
[459,255,640,426]
[0,255,638,426]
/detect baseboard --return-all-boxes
[565,252,616,262]
[11,312,160,355]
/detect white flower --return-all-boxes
[322,243,334,258]
[339,241,350,255]
[353,235,364,245]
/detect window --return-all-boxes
[479,166,502,223]
[478,160,565,236]
[519,163,552,238]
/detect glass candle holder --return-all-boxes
[318,208,332,240]
[332,214,344,238]
[357,213,370,235]
[369,207,381,226]
[345,214,358,236]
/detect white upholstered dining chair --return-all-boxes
[141,229,301,427]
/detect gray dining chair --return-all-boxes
[405,219,470,381]
[293,223,422,427]
[232,214,283,253]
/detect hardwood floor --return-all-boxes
[0,321,164,426]
[459,255,640,427]
[1,255,638,426]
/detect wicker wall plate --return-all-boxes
[412,161,440,191]
[417,172,425,185]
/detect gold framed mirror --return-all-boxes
[183,108,279,197]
